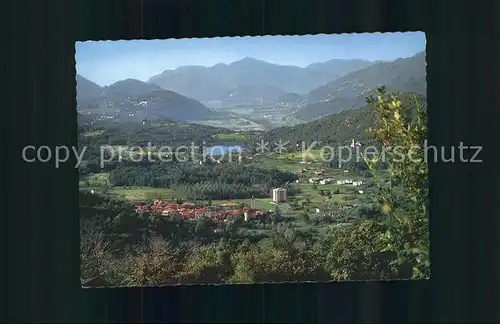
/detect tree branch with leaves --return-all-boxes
[363,87,430,279]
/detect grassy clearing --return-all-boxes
[249,154,324,172]
[108,187,180,201]
[294,183,355,195]
[250,198,285,211]
[213,133,248,141]
[150,121,177,127]
[193,118,264,130]
[276,149,325,161]
[84,129,105,137]
[290,182,361,207]
[211,198,280,211]
[79,172,110,188]
[226,107,253,114]
[251,158,302,172]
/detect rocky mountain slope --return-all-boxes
[293,52,426,120]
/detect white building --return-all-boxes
[352,180,364,186]
[272,188,287,202]
[319,178,333,185]
[350,139,362,147]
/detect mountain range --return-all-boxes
[76,74,103,103]
[147,57,377,104]
[76,51,426,123]
[292,52,426,120]
[76,77,214,122]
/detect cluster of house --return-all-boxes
[308,177,335,185]
[306,177,370,187]
[336,179,370,186]
[134,200,265,221]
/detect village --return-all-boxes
[118,138,374,226]
[295,165,372,194]
[134,199,267,223]
[301,168,370,186]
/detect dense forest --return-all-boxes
[78,119,239,147]
[81,194,402,285]
[108,163,298,200]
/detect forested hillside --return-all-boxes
[78,119,238,147]
[260,92,426,146]
[76,76,216,122]
[76,74,103,103]
[293,52,426,120]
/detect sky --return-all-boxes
[76,32,426,86]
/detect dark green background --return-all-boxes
[4,0,500,322]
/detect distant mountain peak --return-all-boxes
[212,63,227,68]
[109,78,147,85]
[76,74,104,104]
[230,57,267,65]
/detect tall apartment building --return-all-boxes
[272,188,287,202]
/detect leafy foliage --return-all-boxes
[322,221,399,280]
[363,87,429,278]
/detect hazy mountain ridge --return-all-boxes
[220,84,288,107]
[147,57,378,103]
[128,90,214,121]
[293,51,426,120]
[306,58,378,77]
[305,52,425,103]
[76,74,104,103]
[76,75,214,122]
[104,79,163,99]
[76,52,425,125]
